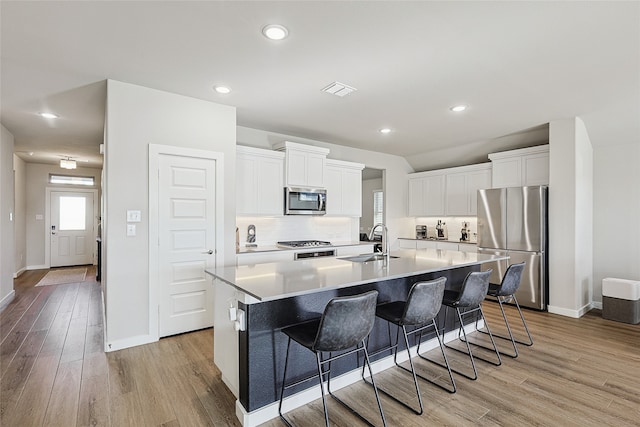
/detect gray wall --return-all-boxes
[103,80,236,348]
[0,125,15,309]
[13,154,26,276]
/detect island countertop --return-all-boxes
[206,248,508,302]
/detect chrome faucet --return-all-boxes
[369,223,389,259]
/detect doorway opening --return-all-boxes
[360,167,384,242]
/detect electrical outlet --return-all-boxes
[127,224,136,236]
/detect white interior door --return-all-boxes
[158,153,217,337]
[50,191,94,267]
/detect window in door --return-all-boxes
[59,196,86,230]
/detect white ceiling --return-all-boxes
[2,1,639,171]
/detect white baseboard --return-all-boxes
[547,304,595,318]
[105,333,158,352]
[27,264,48,271]
[13,267,26,279]
[591,301,602,310]
[235,321,483,426]
[0,290,16,313]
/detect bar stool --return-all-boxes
[366,277,455,415]
[441,269,501,380]
[480,262,533,358]
[278,290,387,427]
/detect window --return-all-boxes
[373,190,383,235]
[49,174,95,186]
[59,196,86,230]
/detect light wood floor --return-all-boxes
[1,269,639,426]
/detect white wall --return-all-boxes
[236,126,415,248]
[24,163,101,269]
[0,124,16,310]
[104,80,236,348]
[548,117,593,317]
[13,155,26,277]
[593,142,640,303]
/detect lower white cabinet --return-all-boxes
[458,243,477,253]
[336,244,374,256]
[398,238,417,249]
[237,251,293,266]
[416,240,437,249]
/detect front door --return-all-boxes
[158,153,217,337]
[50,191,94,267]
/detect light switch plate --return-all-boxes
[127,224,136,236]
[127,210,141,222]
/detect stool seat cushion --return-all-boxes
[282,319,322,350]
[375,301,405,325]
[442,289,462,307]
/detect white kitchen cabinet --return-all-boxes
[408,172,445,216]
[325,159,365,216]
[489,145,549,188]
[236,146,284,216]
[458,243,477,253]
[336,244,374,256]
[436,241,459,251]
[236,250,293,266]
[273,141,329,188]
[416,240,437,249]
[410,163,490,217]
[398,238,417,249]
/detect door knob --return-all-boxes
[202,250,214,255]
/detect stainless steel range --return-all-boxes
[277,240,332,249]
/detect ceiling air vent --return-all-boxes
[321,81,357,97]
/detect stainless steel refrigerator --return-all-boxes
[477,186,548,310]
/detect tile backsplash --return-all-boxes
[236,216,359,246]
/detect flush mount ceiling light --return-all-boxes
[214,85,231,94]
[379,128,393,134]
[60,157,77,169]
[262,24,289,40]
[39,112,59,119]
[450,104,468,112]
[321,81,357,97]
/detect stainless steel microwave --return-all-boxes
[284,187,326,215]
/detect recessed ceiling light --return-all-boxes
[262,24,289,41]
[450,104,468,112]
[214,85,231,94]
[379,128,393,134]
[39,112,59,119]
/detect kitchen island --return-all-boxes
[206,248,508,426]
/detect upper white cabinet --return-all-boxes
[489,145,549,188]
[325,159,365,217]
[273,141,329,188]
[409,163,491,216]
[408,172,445,216]
[236,146,284,216]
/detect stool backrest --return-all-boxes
[402,277,447,326]
[496,262,526,296]
[313,290,379,352]
[457,270,493,308]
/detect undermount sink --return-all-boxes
[338,253,399,263]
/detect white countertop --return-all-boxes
[399,237,477,244]
[207,248,507,302]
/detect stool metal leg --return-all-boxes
[278,338,293,427]
[416,320,457,393]
[478,295,534,358]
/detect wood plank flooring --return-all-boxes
[1,268,639,426]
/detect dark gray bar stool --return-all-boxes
[480,262,533,358]
[278,290,387,427]
[441,269,501,380]
[366,277,455,415]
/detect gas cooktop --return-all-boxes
[277,240,332,248]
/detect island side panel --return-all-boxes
[239,265,477,412]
